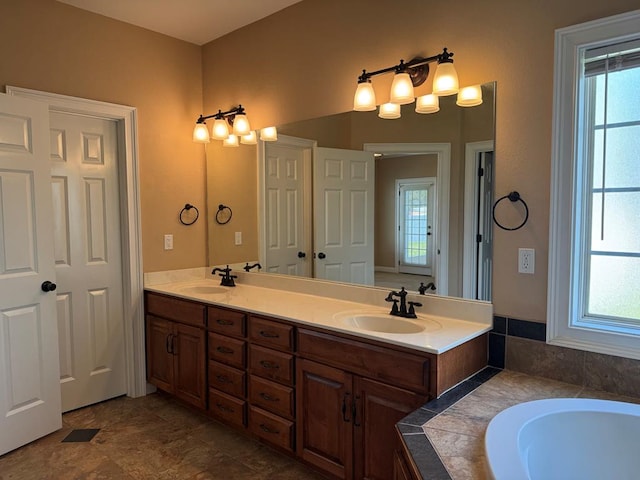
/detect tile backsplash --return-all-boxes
[489,316,640,399]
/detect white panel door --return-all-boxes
[264,142,311,276]
[50,112,126,412]
[0,93,61,455]
[314,147,374,285]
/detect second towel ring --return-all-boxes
[179,203,199,226]
[492,191,529,231]
[215,204,233,225]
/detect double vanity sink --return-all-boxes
[144,268,492,480]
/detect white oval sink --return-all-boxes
[178,285,227,295]
[344,314,426,334]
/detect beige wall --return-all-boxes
[0,0,206,273]
[202,0,639,321]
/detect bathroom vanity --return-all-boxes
[144,270,491,479]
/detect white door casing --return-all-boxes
[262,140,312,276]
[0,93,62,455]
[364,143,450,296]
[6,86,146,401]
[314,147,375,285]
[51,112,127,412]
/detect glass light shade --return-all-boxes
[240,130,257,145]
[456,85,483,107]
[192,123,210,143]
[389,72,415,105]
[232,113,251,136]
[353,82,376,111]
[432,62,459,96]
[378,102,401,119]
[223,134,239,147]
[260,126,278,141]
[212,118,230,140]
[415,94,440,114]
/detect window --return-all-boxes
[548,10,640,358]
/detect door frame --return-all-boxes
[364,143,450,296]
[257,134,315,274]
[6,86,146,398]
[396,177,436,276]
[462,140,494,299]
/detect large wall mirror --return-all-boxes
[207,82,495,301]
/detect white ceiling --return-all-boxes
[56,0,303,45]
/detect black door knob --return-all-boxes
[318,252,326,259]
[297,251,306,258]
[41,281,57,292]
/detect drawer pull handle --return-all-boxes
[216,402,233,413]
[259,423,280,434]
[216,346,234,354]
[259,392,279,402]
[259,330,279,338]
[342,392,351,422]
[215,375,232,384]
[259,360,280,369]
[216,319,233,326]
[353,394,361,427]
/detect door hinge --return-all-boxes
[478,167,484,177]
[476,234,482,243]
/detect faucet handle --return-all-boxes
[407,301,422,317]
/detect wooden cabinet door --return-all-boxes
[297,359,354,480]
[146,315,174,393]
[173,322,206,409]
[353,377,425,480]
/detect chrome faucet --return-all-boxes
[385,287,422,319]
[211,265,237,287]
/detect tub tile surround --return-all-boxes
[490,315,640,398]
[410,369,640,480]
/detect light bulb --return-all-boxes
[223,134,239,147]
[212,118,230,140]
[241,131,257,145]
[432,62,459,96]
[232,113,251,136]
[456,85,483,107]
[389,72,415,105]
[378,102,401,119]
[260,126,278,141]
[353,81,376,111]
[415,94,440,114]
[192,123,210,143]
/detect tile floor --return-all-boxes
[0,391,327,480]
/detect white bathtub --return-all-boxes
[485,398,640,480]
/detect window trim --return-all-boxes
[547,9,640,359]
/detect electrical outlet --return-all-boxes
[518,248,535,274]
[164,234,173,250]
[234,232,242,246]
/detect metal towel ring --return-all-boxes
[215,204,233,225]
[179,203,199,226]
[492,191,529,231]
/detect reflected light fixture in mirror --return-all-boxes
[378,102,401,119]
[193,104,278,145]
[241,131,258,144]
[456,85,483,107]
[415,93,440,113]
[223,134,239,147]
[260,126,278,141]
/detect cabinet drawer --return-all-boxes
[298,329,430,394]
[209,389,246,428]
[209,332,246,369]
[248,316,294,352]
[209,361,246,398]
[208,307,246,338]
[145,292,205,327]
[249,405,294,452]
[249,345,294,386]
[249,375,294,419]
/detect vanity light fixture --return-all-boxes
[193,105,278,145]
[354,47,481,118]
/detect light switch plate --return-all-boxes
[164,234,173,250]
[234,232,242,245]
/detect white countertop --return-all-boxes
[144,270,492,355]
